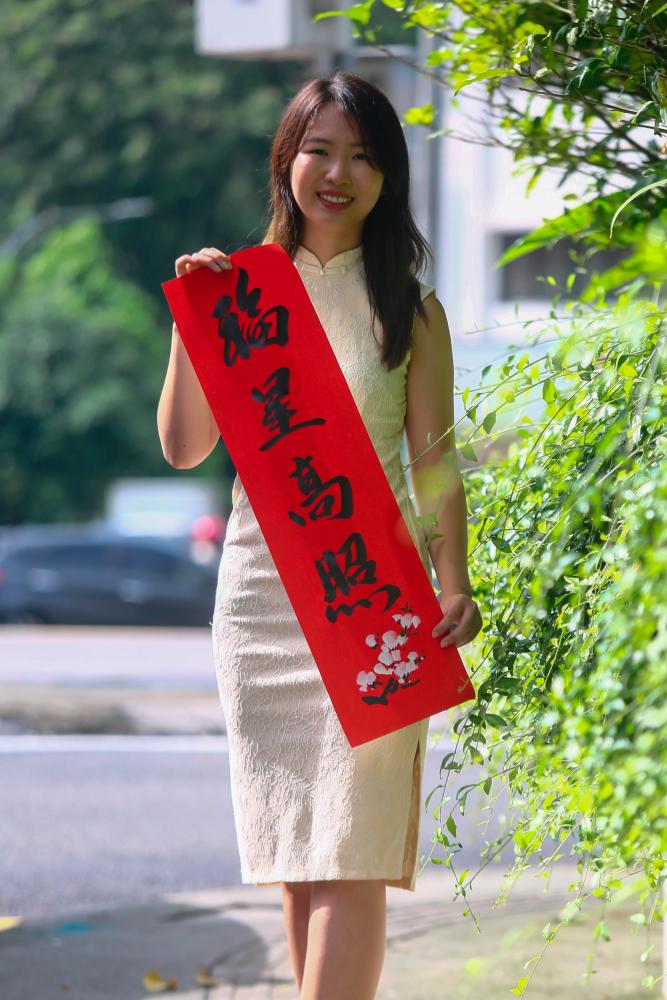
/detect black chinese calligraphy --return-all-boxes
[251,368,325,451]
[287,456,353,526]
[315,532,401,623]
[213,268,289,366]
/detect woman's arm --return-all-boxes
[157,247,231,469]
[404,293,472,600]
[157,323,221,469]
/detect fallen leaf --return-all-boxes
[195,969,218,987]
[0,916,22,933]
[142,969,178,993]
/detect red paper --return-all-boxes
[162,244,475,747]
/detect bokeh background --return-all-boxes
[3,4,663,998]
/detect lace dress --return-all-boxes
[211,244,435,891]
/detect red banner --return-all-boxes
[162,244,475,747]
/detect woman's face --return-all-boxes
[290,103,384,244]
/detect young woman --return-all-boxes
[158,72,482,1000]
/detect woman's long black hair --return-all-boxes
[263,71,432,371]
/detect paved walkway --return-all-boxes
[0,866,582,999]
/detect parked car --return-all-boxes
[104,477,228,568]
[0,525,220,627]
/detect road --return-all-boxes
[0,737,506,921]
[0,627,512,922]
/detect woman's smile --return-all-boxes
[317,189,355,210]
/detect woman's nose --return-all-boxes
[324,158,351,186]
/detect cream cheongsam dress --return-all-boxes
[211,244,436,891]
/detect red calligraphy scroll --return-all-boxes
[162,244,475,747]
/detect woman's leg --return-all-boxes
[280,880,312,991]
[300,878,387,1000]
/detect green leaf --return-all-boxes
[404,104,435,126]
[543,378,557,403]
[484,713,508,728]
[483,411,497,433]
[593,919,611,941]
[314,1,374,25]
[609,177,667,238]
[566,57,606,95]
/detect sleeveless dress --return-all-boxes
[211,244,436,892]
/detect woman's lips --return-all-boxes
[317,192,354,211]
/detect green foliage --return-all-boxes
[0,219,173,523]
[458,279,667,862]
[316,0,416,43]
[422,281,667,984]
[0,0,299,296]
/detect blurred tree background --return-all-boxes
[0,0,303,523]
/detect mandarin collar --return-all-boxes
[294,244,363,275]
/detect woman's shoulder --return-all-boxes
[418,279,436,303]
[412,284,450,348]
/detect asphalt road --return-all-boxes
[0,739,503,922]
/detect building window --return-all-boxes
[492,232,628,301]
[309,0,337,14]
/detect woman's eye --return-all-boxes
[304,148,372,161]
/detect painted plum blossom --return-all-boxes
[355,603,426,705]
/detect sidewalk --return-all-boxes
[0,626,223,737]
[0,864,657,999]
[0,626,461,738]
[0,681,226,736]
[0,682,457,738]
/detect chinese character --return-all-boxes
[324,585,401,624]
[287,456,353,525]
[213,268,288,366]
[251,368,325,451]
[315,532,401,622]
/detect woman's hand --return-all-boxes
[175,246,233,277]
[431,592,482,649]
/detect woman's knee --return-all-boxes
[310,878,386,904]
[281,879,313,898]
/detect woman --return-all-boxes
[158,72,482,1000]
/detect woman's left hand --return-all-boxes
[431,593,483,649]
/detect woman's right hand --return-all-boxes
[175,247,233,277]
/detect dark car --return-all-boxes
[0,525,219,626]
